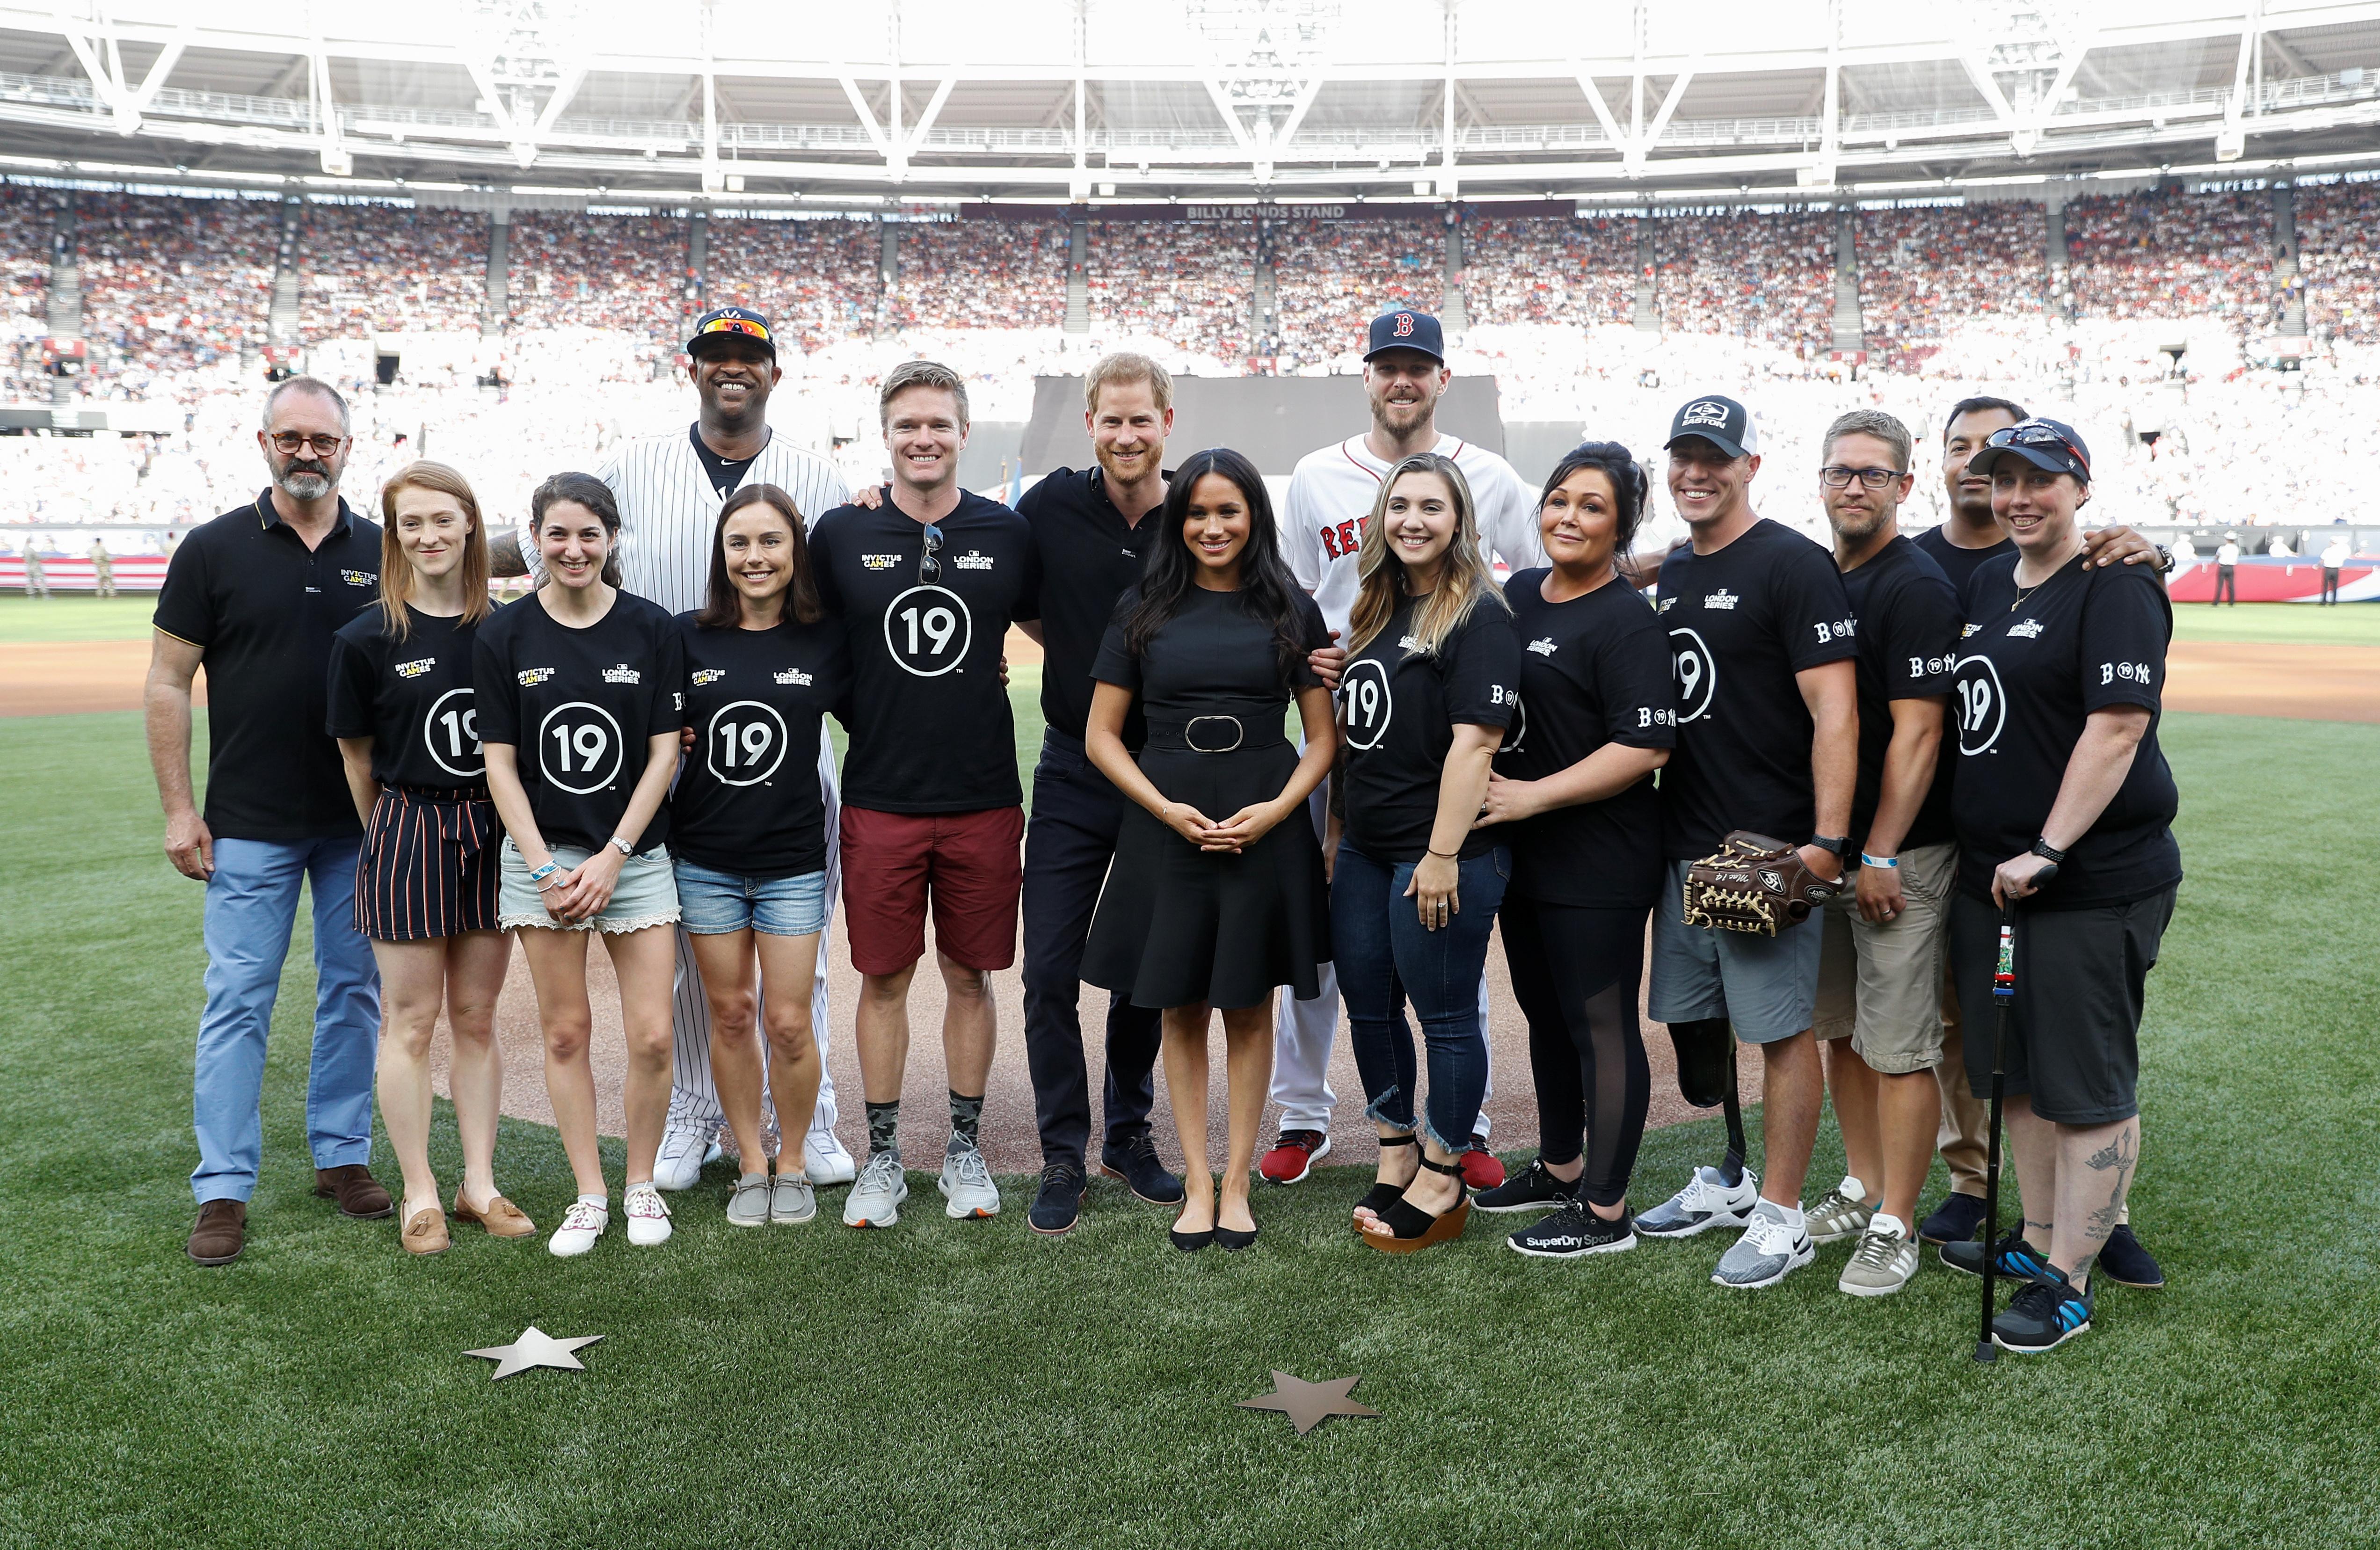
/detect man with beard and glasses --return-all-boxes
[149,377,391,1266]
[494,306,859,1195]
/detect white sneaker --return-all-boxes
[843,1150,909,1228]
[939,1139,1001,1220]
[548,1198,607,1257]
[1840,1220,1920,1296]
[1712,1200,1816,1290]
[653,1124,721,1192]
[623,1182,673,1246]
[805,1126,858,1186]
[1634,1164,1761,1239]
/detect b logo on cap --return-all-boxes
[1393,313,1415,337]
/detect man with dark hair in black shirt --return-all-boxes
[148,376,392,1267]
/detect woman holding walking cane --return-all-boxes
[1944,419,2182,1355]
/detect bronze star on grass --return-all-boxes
[1237,1372,1381,1435]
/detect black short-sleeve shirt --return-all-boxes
[1951,555,2182,908]
[472,592,684,855]
[1340,595,1522,863]
[1839,536,1961,853]
[671,613,851,880]
[152,493,383,841]
[325,607,487,790]
[1092,584,1329,724]
[1496,570,1676,907]
[1914,524,2015,614]
[1021,466,1167,745]
[1655,518,1858,860]
[808,489,1041,813]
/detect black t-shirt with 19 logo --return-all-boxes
[1340,595,1522,863]
[672,613,851,880]
[325,606,488,790]
[472,591,684,855]
[808,489,1041,813]
[1951,554,2181,909]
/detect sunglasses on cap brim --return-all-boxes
[1986,423,2089,476]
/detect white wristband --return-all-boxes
[1859,851,1899,869]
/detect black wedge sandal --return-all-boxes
[1352,1133,1418,1226]
[1361,1152,1471,1255]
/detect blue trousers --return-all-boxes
[191,837,381,1204]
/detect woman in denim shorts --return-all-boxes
[671,485,852,1230]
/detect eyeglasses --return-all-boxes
[1819,466,1905,490]
[919,523,943,584]
[269,432,347,456]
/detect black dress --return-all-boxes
[1083,585,1333,1010]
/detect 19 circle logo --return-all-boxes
[1341,658,1393,750]
[423,687,482,778]
[1952,655,2005,755]
[706,700,787,786]
[883,586,973,677]
[538,702,624,794]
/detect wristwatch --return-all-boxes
[1808,834,1851,863]
[2030,837,2067,863]
[607,835,635,859]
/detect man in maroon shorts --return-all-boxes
[807,360,1041,1228]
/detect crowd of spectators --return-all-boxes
[1653,208,1836,351]
[1462,215,1634,328]
[505,211,691,336]
[0,183,54,400]
[1087,218,1255,365]
[1856,202,2047,368]
[2065,189,2278,335]
[1265,217,1442,368]
[883,219,1068,331]
[299,202,488,340]
[706,214,882,353]
[2297,177,2380,344]
[74,190,278,374]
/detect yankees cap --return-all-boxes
[686,306,776,359]
[1966,417,2091,484]
[1364,307,1445,364]
[1665,395,1757,461]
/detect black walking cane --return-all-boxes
[1975,872,2050,1364]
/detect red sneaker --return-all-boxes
[1258,1130,1331,1185]
[1459,1136,1505,1191]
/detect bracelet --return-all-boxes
[1426,846,1457,859]
[526,862,560,885]
[1859,852,1899,869]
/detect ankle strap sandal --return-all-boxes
[1362,1151,1471,1255]
[1353,1132,1418,1223]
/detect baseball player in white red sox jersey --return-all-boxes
[1261,307,1546,1187]
[500,306,857,1189]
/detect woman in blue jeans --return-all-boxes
[1333,452,1523,1254]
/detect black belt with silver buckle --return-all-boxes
[1145,714,1285,754]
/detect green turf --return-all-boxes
[0,595,160,643]
[3,708,2374,1548]
[2168,601,2380,647]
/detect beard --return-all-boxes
[275,460,334,501]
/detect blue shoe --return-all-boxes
[1991,1267,2093,1354]
[1939,1230,2050,1281]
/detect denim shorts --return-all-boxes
[497,838,680,934]
[674,858,829,938]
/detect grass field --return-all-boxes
[2,705,2374,1548]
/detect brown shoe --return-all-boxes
[188,1199,246,1266]
[401,1205,451,1256]
[452,1190,536,1238]
[314,1164,394,1219]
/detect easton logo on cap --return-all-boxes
[1681,400,1730,430]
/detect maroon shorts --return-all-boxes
[838,805,1025,975]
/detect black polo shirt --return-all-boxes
[154,490,383,841]
[1018,465,1167,746]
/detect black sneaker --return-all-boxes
[1940,1230,2052,1281]
[1473,1157,1579,1215]
[1917,1191,1987,1245]
[1507,1201,1636,1259]
[1991,1268,2093,1354]
[1028,1162,1085,1235]
[2096,1223,2165,1288]
[1098,1134,1186,1207]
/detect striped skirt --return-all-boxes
[355,784,501,942]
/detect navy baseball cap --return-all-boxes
[686,306,776,359]
[1665,395,1758,461]
[1967,417,2091,484]
[1364,307,1444,363]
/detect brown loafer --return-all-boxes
[188,1199,247,1266]
[452,1191,536,1238]
[401,1205,451,1256]
[314,1164,394,1219]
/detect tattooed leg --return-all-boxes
[2050,1116,2139,1292]
[2001,1095,2061,1255]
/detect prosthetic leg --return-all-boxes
[1668,1018,1748,1186]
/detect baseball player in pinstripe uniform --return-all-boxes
[495,306,856,1189]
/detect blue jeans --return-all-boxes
[1331,842,1508,1151]
[192,837,381,1204]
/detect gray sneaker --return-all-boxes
[1804,1178,1878,1244]
[939,1137,1001,1220]
[1712,1200,1815,1290]
[1839,1222,1918,1296]
[842,1150,909,1228]
[726,1173,771,1229]
[770,1173,816,1226]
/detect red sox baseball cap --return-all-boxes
[686,306,776,359]
[1666,394,1758,461]
[1364,307,1444,364]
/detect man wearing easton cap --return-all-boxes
[493,306,858,1193]
[1635,391,1859,1293]
[1263,306,1543,1189]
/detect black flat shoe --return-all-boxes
[1353,1134,1417,1227]
[1215,1223,1259,1252]
[1169,1227,1213,1253]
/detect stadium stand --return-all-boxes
[0,181,53,400]
[1462,215,1634,328]
[1087,217,1255,365]
[706,214,881,353]
[884,219,1068,332]
[74,190,277,376]
[2065,189,2277,335]
[2298,177,2380,344]
[1857,202,2049,369]
[299,203,488,341]
[1267,216,1442,368]
[1653,207,1835,351]
[506,210,689,336]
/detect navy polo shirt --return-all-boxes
[1016,465,1167,745]
[154,490,383,841]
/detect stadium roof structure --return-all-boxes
[0,0,2377,208]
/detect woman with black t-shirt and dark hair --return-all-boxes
[1948,419,2180,1356]
[1336,451,1522,1256]
[328,460,530,1256]
[1082,447,1336,1252]
[475,472,685,1258]
[1473,442,1675,1260]
[674,483,851,1231]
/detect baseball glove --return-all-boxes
[1681,831,1840,936]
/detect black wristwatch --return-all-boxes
[2030,837,2067,863]
[1808,834,1851,863]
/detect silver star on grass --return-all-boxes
[1237,1372,1380,1435]
[466,1326,604,1381]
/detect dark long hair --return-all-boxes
[1537,440,1650,564]
[1123,447,1308,686]
[695,483,822,629]
[529,471,623,588]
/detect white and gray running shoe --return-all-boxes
[1839,1221,1918,1296]
[805,1127,859,1186]
[1805,1177,1878,1244]
[1635,1165,1760,1239]
[843,1150,909,1228]
[1712,1200,1814,1289]
[653,1123,721,1192]
[725,1173,771,1229]
[939,1138,1002,1220]
[770,1174,817,1226]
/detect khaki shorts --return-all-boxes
[1813,841,1955,1073]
